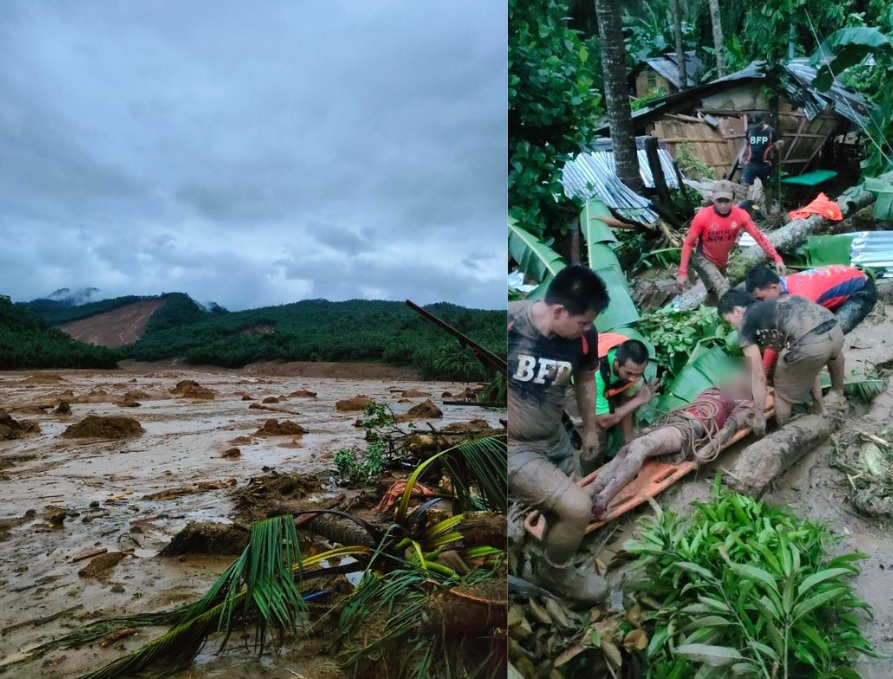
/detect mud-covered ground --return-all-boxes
[0,362,503,678]
[592,298,893,678]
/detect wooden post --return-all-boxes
[644,136,674,214]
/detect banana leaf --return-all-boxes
[640,345,746,424]
[810,27,892,90]
[590,243,640,332]
[580,197,619,250]
[508,217,568,286]
[819,373,886,402]
[805,234,855,267]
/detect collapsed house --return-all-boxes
[599,58,872,182]
[628,50,704,98]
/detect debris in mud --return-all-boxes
[262,396,281,403]
[118,399,141,408]
[289,389,317,398]
[0,454,37,471]
[254,419,307,437]
[0,412,41,440]
[222,447,241,458]
[231,472,321,521]
[396,398,443,422]
[169,380,216,399]
[248,402,301,415]
[124,389,150,400]
[0,516,28,542]
[72,547,109,562]
[141,477,237,500]
[99,627,139,647]
[159,521,249,556]
[53,401,71,415]
[61,416,144,440]
[400,389,431,398]
[336,395,373,411]
[20,373,66,384]
[78,551,125,578]
[241,394,255,401]
[833,428,893,517]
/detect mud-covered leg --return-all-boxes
[774,394,793,425]
[586,448,630,497]
[592,427,685,517]
[691,253,730,300]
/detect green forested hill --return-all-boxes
[8,294,505,379]
[129,298,505,380]
[0,296,121,369]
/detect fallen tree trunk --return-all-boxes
[726,183,877,281]
[726,414,836,498]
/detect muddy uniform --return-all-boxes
[738,296,844,404]
[762,266,877,373]
[508,301,598,509]
[741,123,778,185]
[680,205,783,297]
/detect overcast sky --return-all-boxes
[0,1,506,311]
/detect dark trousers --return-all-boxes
[836,276,878,334]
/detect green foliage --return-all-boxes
[126,299,502,381]
[478,371,507,404]
[19,295,146,326]
[622,1,696,66]
[637,306,728,377]
[333,403,395,486]
[625,480,877,678]
[143,293,210,332]
[509,0,602,238]
[675,139,714,181]
[0,296,121,369]
[432,345,488,383]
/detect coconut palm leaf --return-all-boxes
[396,435,507,523]
[819,373,886,402]
[74,518,373,679]
[508,217,568,287]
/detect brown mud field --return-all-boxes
[587,299,893,678]
[0,361,504,678]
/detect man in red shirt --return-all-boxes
[676,180,785,298]
[745,264,877,374]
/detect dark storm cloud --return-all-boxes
[0,0,506,310]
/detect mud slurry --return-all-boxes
[0,365,503,679]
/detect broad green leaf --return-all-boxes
[793,586,848,619]
[696,596,731,613]
[729,563,780,596]
[591,628,602,648]
[588,243,640,332]
[794,620,830,656]
[507,217,567,285]
[580,197,619,248]
[747,641,778,660]
[797,568,856,599]
[682,616,733,633]
[730,662,761,677]
[827,666,866,679]
[675,561,717,581]
[674,644,744,667]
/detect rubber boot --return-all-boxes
[530,552,609,604]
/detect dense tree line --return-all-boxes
[129,299,505,380]
[4,294,504,380]
[0,296,120,369]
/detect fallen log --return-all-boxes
[725,183,878,281]
[726,414,836,498]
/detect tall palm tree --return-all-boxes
[710,0,726,77]
[593,0,644,192]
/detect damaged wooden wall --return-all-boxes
[650,99,842,180]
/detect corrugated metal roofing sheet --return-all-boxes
[851,231,893,277]
[561,146,679,226]
[644,51,704,89]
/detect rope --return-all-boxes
[648,396,726,464]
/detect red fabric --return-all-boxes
[788,193,843,221]
[761,265,866,374]
[680,387,737,429]
[679,206,783,275]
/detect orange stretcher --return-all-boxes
[524,393,775,539]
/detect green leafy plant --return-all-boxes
[624,479,878,678]
[675,139,715,181]
[332,403,397,486]
[637,306,728,377]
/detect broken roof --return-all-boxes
[607,58,873,132]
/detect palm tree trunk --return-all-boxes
[671,0,687,89]
[593,0,643,192]
[709,0,725,77]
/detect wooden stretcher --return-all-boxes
[524,393,775,539]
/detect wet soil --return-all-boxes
[590,300,893,678]
[0,362,503,678]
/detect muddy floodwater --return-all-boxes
[0,362,504,678]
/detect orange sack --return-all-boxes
[788,193,843,221]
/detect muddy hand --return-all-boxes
[637,379,659,405]
[675,273,690,294]
[774,261,786,275]
[582,427,601,460]
[751,413,767,439]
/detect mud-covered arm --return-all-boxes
[742,219,783,265]
[694,400,755,462]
